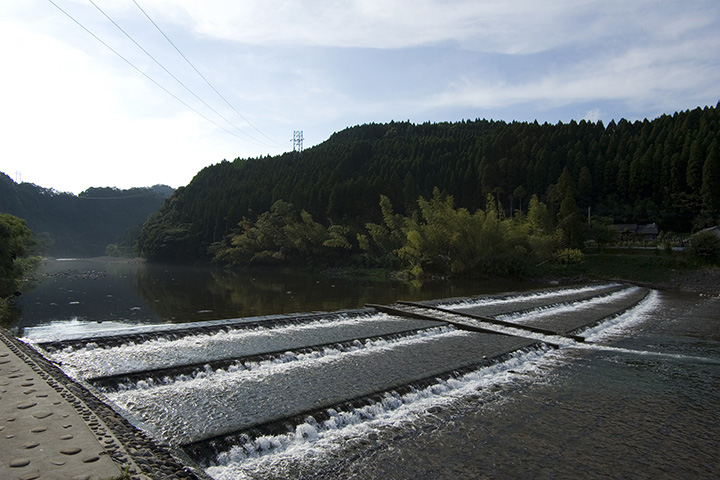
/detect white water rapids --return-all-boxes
[21,283,677,480]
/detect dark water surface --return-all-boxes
[14,258,541,332]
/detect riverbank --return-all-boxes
[574,253,720,296]
[641,265,720,295]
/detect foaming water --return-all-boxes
[106,325,457,393]
[496,285,643,323]
[580,289,659,341]
[20,317,143,342]
[104,326,475,445]
[205,346,559,480]
[37,313,408,379]
[444,283,619,309]
[562,291,720,363]
[202,293,663,480]
[22,283,692,480]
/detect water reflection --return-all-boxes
[15,258,543,331]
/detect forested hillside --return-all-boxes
[0,175,172,256]
[138,104,720,265]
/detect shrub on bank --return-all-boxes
[688,230,720,264]
[0,214,36,325]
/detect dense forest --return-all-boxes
[0,174,173,256]
[137,104,720,270]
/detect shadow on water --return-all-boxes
[14,258,545,331]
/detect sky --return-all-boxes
[1,1,719,194]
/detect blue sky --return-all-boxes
[1,0,719,194]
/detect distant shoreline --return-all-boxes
[44,255,145,264]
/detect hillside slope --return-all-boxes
[0,175,172,256]
[137,104,720,263]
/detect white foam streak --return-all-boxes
[581,290,659,341]
[496,286,642,324]
[109,327,468,400]
[21,318,141,343]
[564,292,720,364]
[113,326,458,392]
[205,346,559,480]
[45,313,393,379]
[21,311,341,343]
[205,289,662,480]
[443,283,619,310]
[103,327,473,445]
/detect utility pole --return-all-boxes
[292,130,304,153]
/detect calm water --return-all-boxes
[15,260,720,479]
[13,258,541,333]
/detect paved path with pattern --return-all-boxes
[0,334,127,480]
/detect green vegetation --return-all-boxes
[0,177,172,257]
[566,252,685,283]
[688,230,720,263]
[210,189,589,279]
[137,104,720,269]
[0,214,37,324]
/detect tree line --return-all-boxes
[209,187,589,278]
[137,104,720,265]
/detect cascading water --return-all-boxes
[22,283,676,480]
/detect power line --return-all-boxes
[131,0,286,148]
[45,0,263,145]
[87,0,269,147]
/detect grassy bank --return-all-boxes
[541,249,720,294]
[581,251,693,283]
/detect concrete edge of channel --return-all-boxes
[0,328,214,480]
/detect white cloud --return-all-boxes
[0,17,246,192]
[1,0,719,192]
[423,15,720,118]
[132,0,606,52]
[133,0,716,56]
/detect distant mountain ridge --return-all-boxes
[0,174,172,256]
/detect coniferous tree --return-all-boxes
[701,140,720,215]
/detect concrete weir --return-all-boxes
[4,283,652,477]
[179,285,651,466]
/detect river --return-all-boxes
[13,258,541,333]
[13,258,720,479]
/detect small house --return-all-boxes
[612,223,659,241]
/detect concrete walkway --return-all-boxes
[0,333,128,479]
[0,329,220,480]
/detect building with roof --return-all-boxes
[612,223,660,241]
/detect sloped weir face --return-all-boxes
[25,283,655,479]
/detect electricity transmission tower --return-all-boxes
[293,130,304,152]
